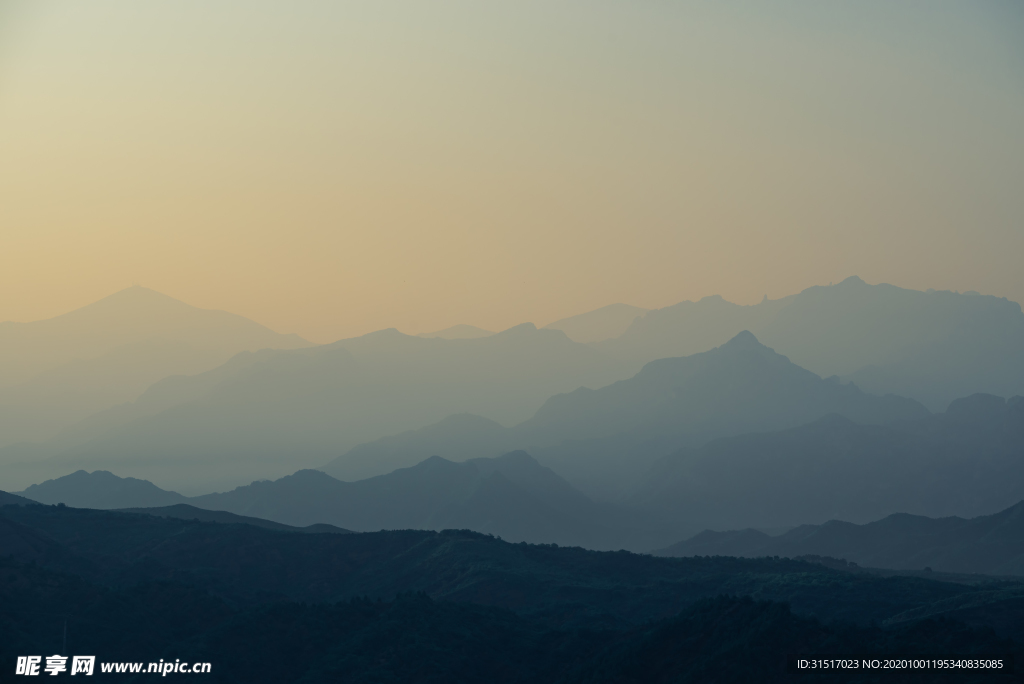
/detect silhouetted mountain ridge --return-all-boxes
[633,394,1024,535]
[598,277,1024,410]
[324,331,928,500]
[658,498,1024,576]
[6,323,631,492]
[0,286,309,451]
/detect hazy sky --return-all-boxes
[1,1,1022,343]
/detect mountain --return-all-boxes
[191,451,645,549]
[321,413,514,482]
[657,498,1024,577]
[0,502,1012,630]
[16,452,656,549]
[117,503,352,534]
[20,469,188,508]
[543,303,649,344]
[522,330,926,445]
[325,332,928,500]
[633,394,1024,537]
[0,286,309,448]
[4,502,1024,676]
[2,323,632,493]
[598,277,1024,411]
[524,330,929,499]
[417,324,493,339]
[5,568,1015,684]
[0,490,32,506]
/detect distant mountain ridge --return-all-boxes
[657,498,1024,576]
[17,452,665,550]
[597,277,1024,410]
[3,323,632,493]
[0,286,309,450]
[631,394,1024,535]
[21,469,188,509]
[325,331,929,500]
[544,303,649,344]
[190,450,646,549]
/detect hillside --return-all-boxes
[3,557,1014,683]
[633,394,1024,536]
[327,331,928,499]
[658,498,1024,576]
[118,503,352,534]
[0,287,309,449]
[191,451,650,549]
[5,324,632,493]
[17,452,665,550]
[0,503,1015,631]
[21,469,187,509]
[598,277,1024,411]
[543,303,649,344]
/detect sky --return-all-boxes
[1,0,1022,343]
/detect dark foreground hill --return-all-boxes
[631,394,1024,536]
[658,499,1024,576]
[116,503,352,534]
[0,504,1021,682]
[3,563,1015,684]
[0,490,32,506]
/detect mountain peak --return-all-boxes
[495,322,538,335]
[837,275,866,287]
[721,330,763,350]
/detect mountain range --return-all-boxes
[4,277,1023,507]
[597,276,1024,411]
[542,303,649,344]
[324,330,928,500]
[1,323,631,493]
[19,389,1024,556]
[1,501,1016,631]
[658,497,1024,577]
[17,452,665,550]
[0,286,309,450]
[631,393,1024,535]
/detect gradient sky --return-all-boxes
[1,1,1022,343]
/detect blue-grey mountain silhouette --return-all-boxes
[20,469,188,509]
[190,451,641,549]
[543,303,649,344]
[0,286,309,450]
[657,497,1024,576]
[4,324,631,493]
[326,331,928,500]
[598,277,1024,411]
[632,394,1024,536]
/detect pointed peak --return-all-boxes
[837,275,866,287]
[721,330,763,349]
[492,322,538,337]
